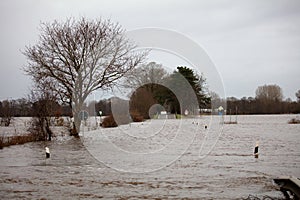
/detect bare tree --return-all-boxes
[255,84,283,102]
[0,100,13,126]
[209,91,226,113]
[255,84,284,113]
[129,84,158,119]
[28,83,60,141]
[296,89,300,103]
[23,17,146,136]
[123,62,169,115]
[123,62,168,90]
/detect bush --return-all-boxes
[288,118,300,124]
[27,117,53,141]
[102,115,118,128]
[176,114,182,119]
[130,111,144,122]
[0,117,12,127]
[55,117,64,126]
[102,112,144,128]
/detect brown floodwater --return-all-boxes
[0,115,299,199]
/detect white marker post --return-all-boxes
[254,141,259,158]
[99,111,102,127]
[45,147,50,158]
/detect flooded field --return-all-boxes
[0,115,299,199]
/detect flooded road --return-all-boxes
[0,115,299,199]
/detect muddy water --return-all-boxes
[0,115,299,199]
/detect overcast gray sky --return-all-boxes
[0,0,299,100]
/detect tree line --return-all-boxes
[225,86,300,114]
[1,85,299,126]
[87,85,300,117]
[0,98,71,118]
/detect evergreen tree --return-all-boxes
[163,66,210,114]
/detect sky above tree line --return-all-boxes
[0,0,299,100]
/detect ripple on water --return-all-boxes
[0,115,299,199]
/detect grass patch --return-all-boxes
[176,114,184,119]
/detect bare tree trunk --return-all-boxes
[71,101,84,137]
[45,117,52,141]
[73,116,81,137]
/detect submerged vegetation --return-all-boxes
[288,118,300,124]
[0,134,36,149]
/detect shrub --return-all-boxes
[55,117,64,126]
[176,114,182,119]
[102,112,144,128]
[27,117,53,141]
[102,115,118,128]
[288,118,300,124]
[130,111,144,122]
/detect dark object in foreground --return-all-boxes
[254,143,259,158]
[224,121,238,124]
[273,176,300,199]
[288,118,300,124]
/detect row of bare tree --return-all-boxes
[217,85,300,114]
[1,85,299,128]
